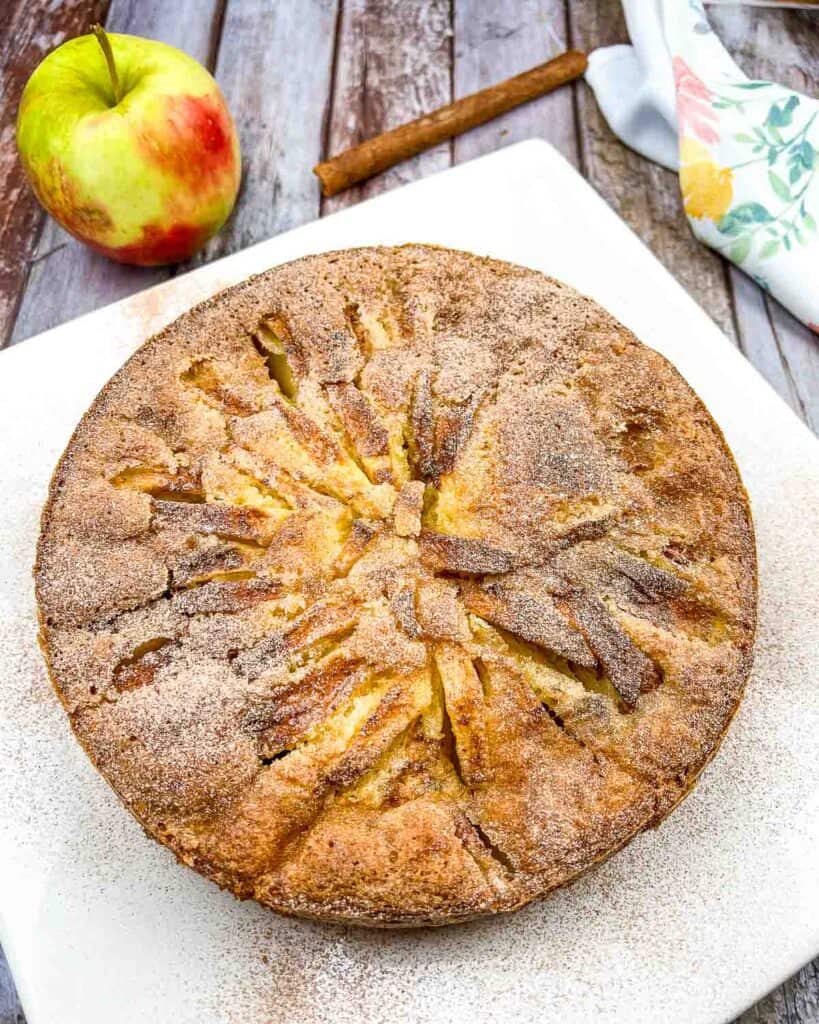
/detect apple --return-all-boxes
[16,26,241,266]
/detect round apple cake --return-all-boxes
[35,245,756,925]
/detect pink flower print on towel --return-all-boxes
[674,57,720,145]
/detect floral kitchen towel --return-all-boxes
[586,0,819,333]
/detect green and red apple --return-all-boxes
[16,27,241,265]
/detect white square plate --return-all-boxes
[1,140,817,1024]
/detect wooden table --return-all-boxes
[1,2,817,1021]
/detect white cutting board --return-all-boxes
[1,140,818,1024]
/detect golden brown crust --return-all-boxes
[34,245,757,926]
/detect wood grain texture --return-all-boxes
[322,0,453,214]
[191,0,339,262]
[709,5,819,432]
[0,0,110,348]
[738,959,819,1024]
[0,950,23,1024]
[9,0,224,345]
[567,1,739,343]
[1,1,818,1021]
[453,0,577,165]
[699,12,819,1024]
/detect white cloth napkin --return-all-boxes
[585,0,819,333]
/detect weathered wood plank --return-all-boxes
[738,958,819,1024]
[0,0,110,348]
[453,0,577,167]
[0,9,120,1011]
[9,0,224,345]
[568,10,818,1014]
[194,0,339,259]
[2,5,817,1024]
[567,1,738,343]
[727,268,806,414]
[708,13,819,1024]
[2,3,226,1006]
[0,942,22,1024]
[709,5,819,432]
[322,0,453,214]
[761,287,819,433]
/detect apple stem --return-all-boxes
[91,24,123,106]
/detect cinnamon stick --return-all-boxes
[313,50,588,198]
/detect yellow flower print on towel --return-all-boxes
[680,138,734,221]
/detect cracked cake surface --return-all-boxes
[35,245,757,926]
